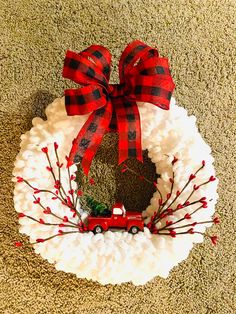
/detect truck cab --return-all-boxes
[87,202,144,234]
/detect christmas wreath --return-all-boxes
[13,41,219,285]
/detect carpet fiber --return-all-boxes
[0,0,235,313]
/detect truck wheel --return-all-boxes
[94,225,103,234]
[129,226,139,234]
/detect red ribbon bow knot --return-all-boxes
[63,40,175,175]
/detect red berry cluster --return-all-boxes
[14,143,95,247]
[121,157,219,246]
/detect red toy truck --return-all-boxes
[87,203,144,234]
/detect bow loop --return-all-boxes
[119,40,151,82]
[128,74,173,109]
[63,49,110,88]
[65,85,107,116]
[127,58,175,110]
[119,43,175,110]
[80,45,112,81]
[136,56,171,76]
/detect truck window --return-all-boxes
[113,208,123,215]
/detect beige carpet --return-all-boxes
[1,0,236,313]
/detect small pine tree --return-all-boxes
[85,196,110,217]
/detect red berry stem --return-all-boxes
[162,218,218,231]
[192,232,218,245]
[160,163,204,215]
[22,177,66,206]
[19,175,82,223]
[157,231,192,235]
[182,178,214,206]
[67,166,75,208]
[172,198,206,214]
[122,164,163,200]
[156,230,217,245]
[30,230,81,245]
[33,195,78,227]
[20,214,77,228]
[75,192,80,210]
[44,148,67,202]
[157,204,204,231]
[34,189,66,203]
[54,144,68,199]
[154,167,209,225]
[20,179,36,190]
[44,150,57,182]
[156,171,175,216]
[183,188,195,204]
[74,164,81,210]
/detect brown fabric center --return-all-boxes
[76,132,158,212]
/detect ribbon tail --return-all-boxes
[67,101,113,176]
[115,99,143,165]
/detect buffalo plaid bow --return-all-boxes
[63,40,175,175]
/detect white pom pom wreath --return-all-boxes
[13,97,218,285]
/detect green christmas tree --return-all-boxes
[85,195,110,217]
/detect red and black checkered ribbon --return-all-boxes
[63,40,175,175]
